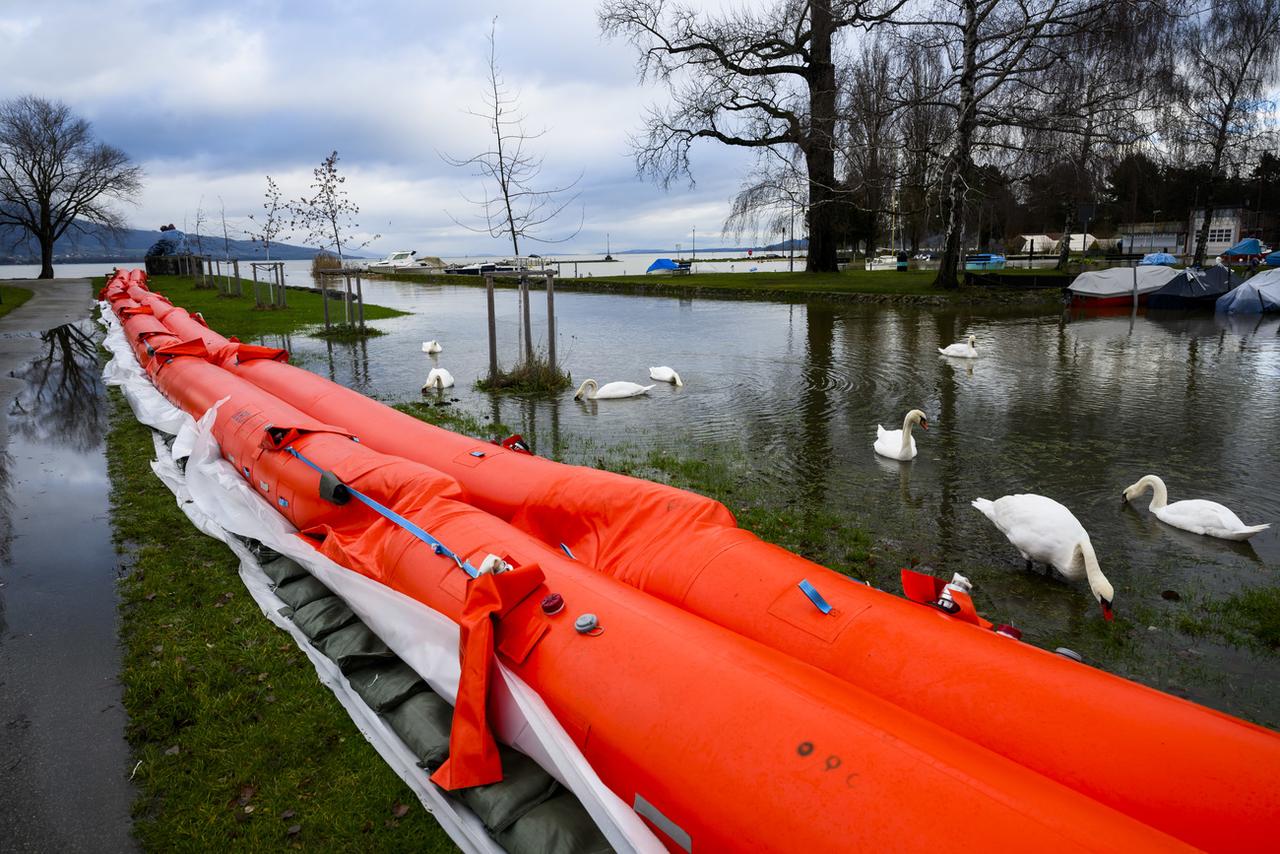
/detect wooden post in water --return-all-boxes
[277,264,287,308]
[485,273,498,379]
[545,270,557,371]
[355,273,364,329]
[343,273,353,325]
[321,276,330,329]
[520,274,533,363]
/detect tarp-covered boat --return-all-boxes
[103,270,1280,853]
[1068,265,1178,306]
[1216,268,1280,314]
[1147,266,1242,310]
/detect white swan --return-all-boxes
[874,409,928,461]
[422,367,454,390]
[1123,475,1270,541]
[972,494,1115,620]
[421,340,442,354]
[573,379,653,400]
[938,334,978,358]
[649,366,683,386]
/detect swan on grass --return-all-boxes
[649,366,683,386]
[422,367,455,390]
[573,378,653,400]
[972,494,1115,620]
[874,409,928,461]
[422,340,442,354]
[938,334,978,358]
[1123,475,1270,541]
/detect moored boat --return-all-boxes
[1068,265,1178,306]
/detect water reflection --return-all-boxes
[8,322,107,452]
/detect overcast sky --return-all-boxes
[0,0,764,256]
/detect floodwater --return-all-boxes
[286,280,1280,726]
[0,319,135,851]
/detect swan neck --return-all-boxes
[1079,539,1107,591]
[1145,476,1168,510]
[900,414,914,453]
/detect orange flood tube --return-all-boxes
[115,273,1280,850]
[103,280,1190,852]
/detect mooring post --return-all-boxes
[355,273,364,329]
[278,264,287,308]
[343,273,353,325]
[485,273,498,379]
[321,276,331,329]
[252,264,261,307]
[521,274,533,362]
[545,270,556,371]
[233,259,241,296]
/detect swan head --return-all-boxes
[672,370,683,387]
[1122,475,1163,504]
[573,379,597,400]
[967,334,976,349]
[906,409,929,431]
[1078,541,1114,622]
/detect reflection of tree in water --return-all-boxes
[0,439,13,577]
[8,321,106,453]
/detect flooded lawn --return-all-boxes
[281,280,1280,727]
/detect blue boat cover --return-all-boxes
[1139,252,1178,266]
[1148,266,1240,309]
[1265,251,1280,267]
[1216,269,1280,313]
[646,258,679,273]
[1220,238,1264,258]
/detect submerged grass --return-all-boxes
[0,284,34,320]
[475,352,572,395]
[102,274,407,339]
[108,393,454,850]
[1176,587,1280,652]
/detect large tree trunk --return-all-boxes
[39,235,54,279]
[804,2,839,273]
[1056,207,1075,270]
[934,0,978,289]
[1192,198,1215,268]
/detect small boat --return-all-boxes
[964,253,1006,271]
[1147,267,1241,310]
[1068,265,1178,306]
[865,254,898,271]
[445,257,547,276]
[645,258,693,275]
[1216,268,1280,313]
[367,250,420,273]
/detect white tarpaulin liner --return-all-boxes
[98,304,661,854]
[1068,265,1179,297]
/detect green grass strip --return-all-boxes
[0,284,35,320]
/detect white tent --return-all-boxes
[1068,265,1179,298]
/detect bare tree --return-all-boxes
[0,95,141,279]
[600,0,907,273]
[291,151,377,265]
[191,198,207,255]
[1174,0,1280,267]
[246,175,290,260]
[442,19,582,257]
[218,196,232,261]
[842,41,899,255]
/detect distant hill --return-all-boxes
[0,222,354,264]
[617,238,807,254]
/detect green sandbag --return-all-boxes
[274,575,332,610]
[496,790,614,854]
[291,596,358,642]
[316,622,394,673]
[458,745,561,834]
[259,555,309,586]
[346,661,429,713]
[382,690,454,770]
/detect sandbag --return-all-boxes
[497,791,614,854]
[383,690,454,770]
[315,622,394,673]
[273,575,333,610]
[346,660,430,713]
[458,746,561,834]
[259,554,310,586]
[291,596,358,641]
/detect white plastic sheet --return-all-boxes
[98,305,660,854]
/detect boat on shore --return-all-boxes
[964,253,1006,271]
[367,250,421,274]
[1068,265,1178,306]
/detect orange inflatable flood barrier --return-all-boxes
[107,272,1280,850]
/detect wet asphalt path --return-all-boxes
[0,280,135,852]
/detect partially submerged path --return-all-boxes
[0,279,136,852]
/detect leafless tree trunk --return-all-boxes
[0,95,141,279]
[247,176,289,260]
[291,151,377,267]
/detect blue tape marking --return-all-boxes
[798,579,833,615]
[283,444,479,578]
[560,543,576,560]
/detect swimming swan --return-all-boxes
[422,340,442,354]
[649,366,683,386]
[972,494,1114,620]
[573,379,653,400]
[422,367,454,390]
[1123,475,1270,541]
[874,409,928,461]
[939,334,978,358]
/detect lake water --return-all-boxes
[279,278,1280,726]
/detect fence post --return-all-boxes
[485,273,498,379]
[355,273,364,329]
[545,270,556,371]
[278,263,287,308]
[343,274,353,325]
[322,275,331,329]
[233,259,241,296]
[521,274,533,363]
[252,264,262,307]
